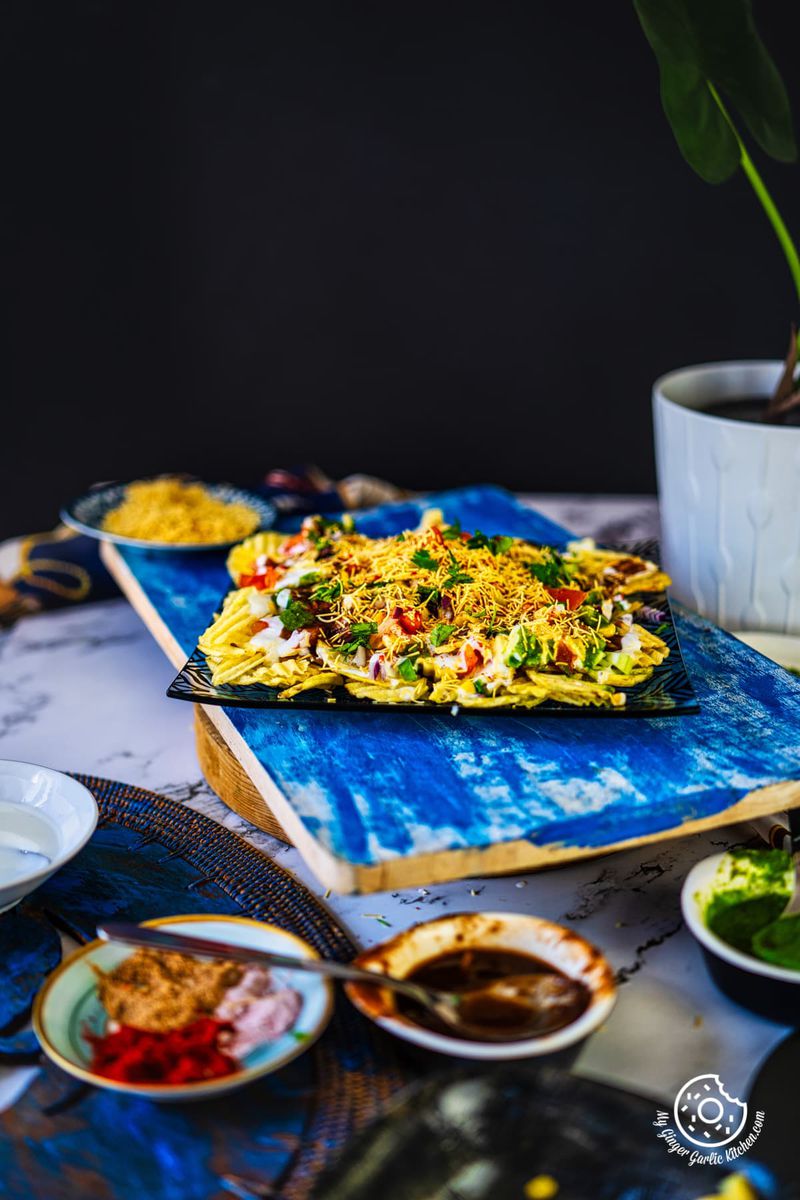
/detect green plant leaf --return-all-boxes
[634,0,796,182]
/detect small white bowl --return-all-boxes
[682,853,800,1023]
[0,760,98,913]
[33,915,334,1102]
[345,911,616,1060]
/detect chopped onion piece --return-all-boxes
[248,591,274,618]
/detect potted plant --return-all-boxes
[635,0,800,633]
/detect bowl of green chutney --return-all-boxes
[682,849,800,1024]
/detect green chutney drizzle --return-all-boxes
[753,913,800,969]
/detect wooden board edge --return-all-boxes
[347,779,800,893]
[198,703,359,890]
[194,709,290,843]
[102,543,188,671]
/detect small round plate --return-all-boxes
[33,914,333,1102]
[60,479,276,551]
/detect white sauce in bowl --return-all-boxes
[0,801,59,884]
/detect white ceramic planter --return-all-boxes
[653,360,800,633]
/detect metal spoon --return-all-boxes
[97,922,584,1042]
[770,808,800,918]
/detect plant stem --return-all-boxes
[709,82,800,347]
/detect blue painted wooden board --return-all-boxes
[105,486,800,893]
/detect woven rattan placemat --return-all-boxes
[0,776,409,1200]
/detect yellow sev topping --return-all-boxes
[312,531,560,640]
[102,478,261,545]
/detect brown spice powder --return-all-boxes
[95,949,243,1032]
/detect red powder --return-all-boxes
[86,1017,238,1085]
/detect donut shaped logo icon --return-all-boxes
[674,1075,748,1148]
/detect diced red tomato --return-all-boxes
[392,607,423,635]
[545,587,587,610]
[432,526,445,546]
[461,644,483,675]
[240,573,265,589]
[239,564,279,590]
[555,642,579,668]
[252,619,269,633]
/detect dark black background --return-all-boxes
[5,1,800,540]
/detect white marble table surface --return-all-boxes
[0,495,788,1111]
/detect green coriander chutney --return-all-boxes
[701,849,795,964]
[753,913,800,970]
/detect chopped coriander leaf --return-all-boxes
[466,530,490,550]
[527,550,570,587]
[653,622,669,635]
[341,620,378,654]
[417,584,441,607]
[442,519,462,540]
[466,530,514,556]
[430,623,455,646]
[308,514,346,537]
[397,657,419,682]
[473,679,488,694]
[396,532,405,542]
[279,601,316,630]
[443,551,474,585]
[445,567,474,586]
[411,549,440,571]
[298,572,321,585]
[310,578,343,603]
[348,622,378,642]
[291,1030,310,1042]
[366,579,391,588]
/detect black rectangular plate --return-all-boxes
[168,589,699,717]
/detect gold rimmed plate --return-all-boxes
[33,914,333,1102]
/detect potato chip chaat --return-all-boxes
[198,510,672,708]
